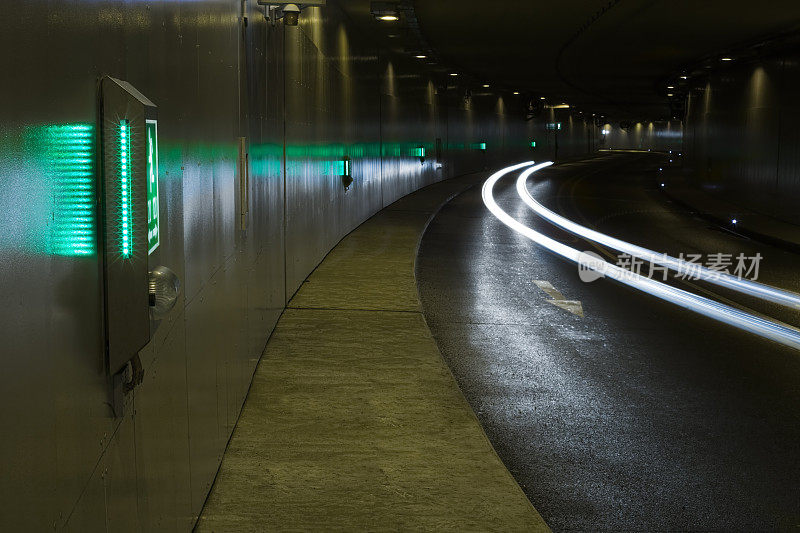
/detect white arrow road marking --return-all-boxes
[533,280,584,317]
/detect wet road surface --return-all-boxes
[416,153,800,531]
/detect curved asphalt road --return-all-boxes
[416,153,800,531]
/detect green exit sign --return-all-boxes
[146,119,160,255]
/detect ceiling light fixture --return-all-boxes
[414,54,427,59]
[449,73,458,77]
[482,84,490,88]
[370,1,399,21]
[513,91,520,95]
[680,75,688,79]
[721,57,733,61]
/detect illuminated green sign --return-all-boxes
[530,141,536,148]
[146,120,159,254]
[119,120,132,258]
[413,146,425,157]
[546,122,562,131]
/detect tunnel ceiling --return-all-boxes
[340,1,800,120]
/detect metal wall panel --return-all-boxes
[1,0,600,530]
[684,52,800,224]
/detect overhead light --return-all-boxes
[731,218,738,224]
[449,73,458,77]
[667,85,674,89]
[553,104,569,109]
[482,84,490,88]
[414,54,426,59]
[721,57,733,61]
[680,75,688,79]
[370,1,399,21]
[667,93,674,97]
[539,96,546,100]
[513,91,520,95]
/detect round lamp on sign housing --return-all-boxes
[148,265,181,319]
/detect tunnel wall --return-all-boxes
[0,1,596,531]
[599,121,684,152]
[683,52,800,224]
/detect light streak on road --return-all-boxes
[482,162,800,351]
[514,163,800,310]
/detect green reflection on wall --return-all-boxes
[39,123,96,256]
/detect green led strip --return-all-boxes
[119,120,132,258]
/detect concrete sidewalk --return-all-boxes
[196,173,549,532]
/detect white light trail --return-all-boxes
[514,163,800,310]
[482,163,800,350]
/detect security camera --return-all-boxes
[282,3,300,25]
[257,1,325,24]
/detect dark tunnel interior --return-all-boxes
[3,1,800,530]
